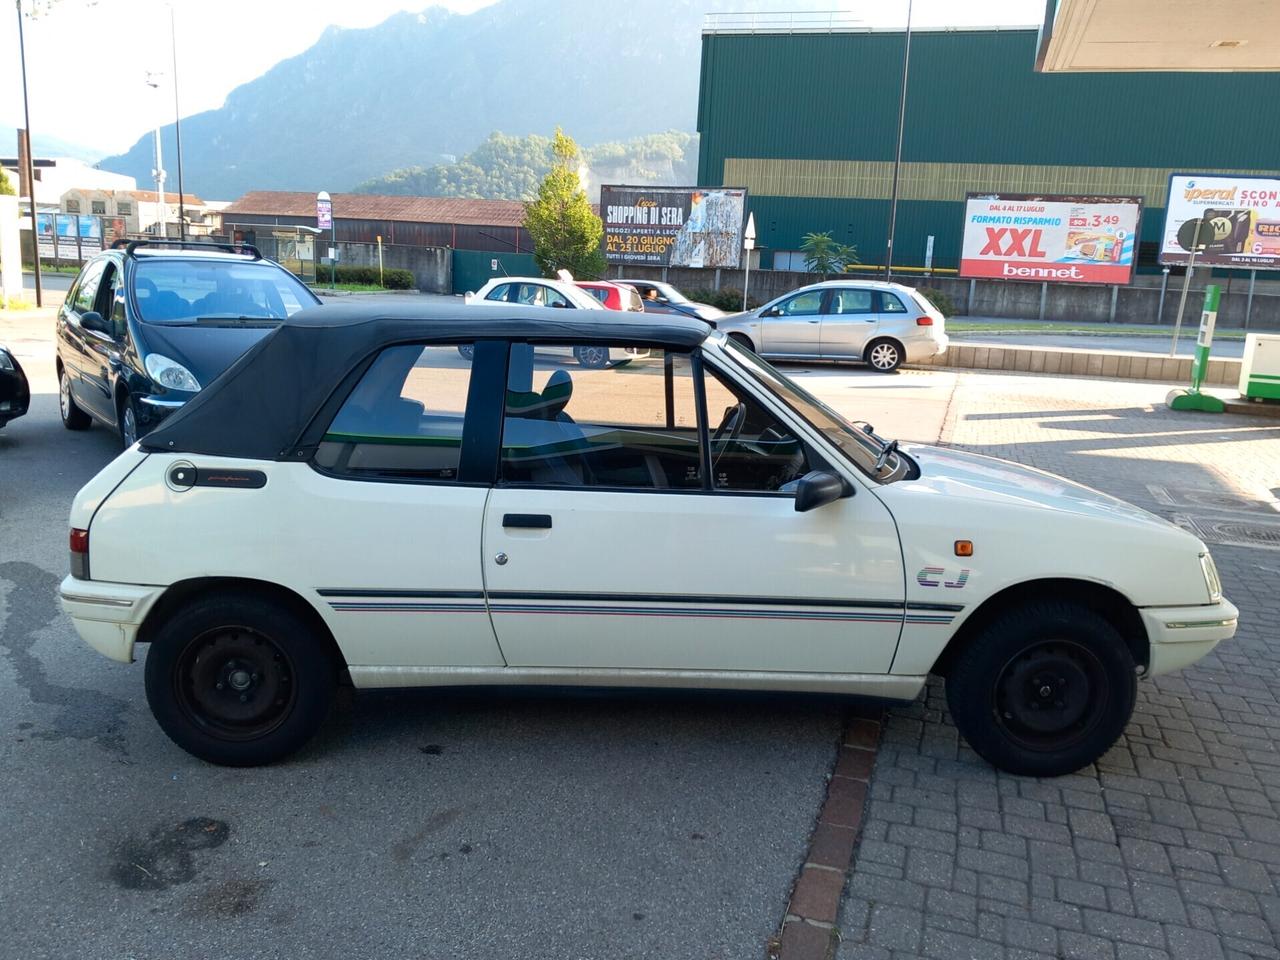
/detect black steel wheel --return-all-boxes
[145,593,336,766]
[574,345,611,369]
[946,601,1136,777]
[58,363,91,430]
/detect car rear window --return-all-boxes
[133,259,315,324]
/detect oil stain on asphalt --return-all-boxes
[0,560,129,751]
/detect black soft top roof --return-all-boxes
[140,302,712,460]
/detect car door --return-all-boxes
[58,258,108,418]
[305,341,506,671]
[78,260,129,423]
[819,286,878,359]
[481,343,906,675]
[760,289,826,356]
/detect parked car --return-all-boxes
[717,280,947,372]
[56,240,321,447]
[62,304,1236,774]
[618,279,725,323]
[575,280,645,312]
[462,277,644,368]
[0,345,30,429]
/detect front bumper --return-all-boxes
[60,575,165,664]
[1141,597,1238,676]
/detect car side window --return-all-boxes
[777,291,824,316]
[71,260,105,315]
[879,292,908,313]
[829,289,874,314]
[499,346,703,490]
[313,344,473,482]
[702,362,825,494]
[484,283,512,303]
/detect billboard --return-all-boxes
[959,193,1142,285]
[601,185,748,268]
[1160,174,1280,270]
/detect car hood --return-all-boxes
[139,322,279,390]
[904,444,1179,532]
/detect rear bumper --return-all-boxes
[1141,597,1238,676]
[60,575,165,664]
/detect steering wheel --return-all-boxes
[711,402,747,473]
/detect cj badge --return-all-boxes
[917,567,970,589]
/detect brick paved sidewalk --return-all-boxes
[836,374,1280,960]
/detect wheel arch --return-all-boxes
[930,578,1149,678]
[137,576,349,673]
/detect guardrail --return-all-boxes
[702,11,868,33]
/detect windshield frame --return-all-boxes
[130,256,318,326]
[716,334,909,483]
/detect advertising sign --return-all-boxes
[960,193,1142,285]
[601,185,748,268]
[1160,174,1280,270]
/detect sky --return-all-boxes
[1,0,1045,159]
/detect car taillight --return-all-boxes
[69,527,90,580]
[915,316,933,326]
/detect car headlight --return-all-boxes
[144,353,201,392]
[0,350,13,372]
[1200,552,1223,603]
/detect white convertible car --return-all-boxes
[61,304,1237,773]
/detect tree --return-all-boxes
[523,128,605,280]
[0,168,14,196]
[800,231,859,277]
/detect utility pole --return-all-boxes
[15,0,42,305]
[883,0,913,281]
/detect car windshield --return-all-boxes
[720,336,905,481]
[133,259,314,325]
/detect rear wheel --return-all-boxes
[144,593,337,766]
[946,601,1136,777]
[58,364,91,430]
[574,345,611,369]
[865,338,903,373]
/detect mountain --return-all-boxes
[356,130,699,201]
[98,0,736,199]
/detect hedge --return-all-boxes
[310,265,415,290]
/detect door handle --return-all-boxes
[503,513,552,529]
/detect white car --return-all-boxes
[61,305,1236,774]
[462,276,644,368]
[717,280,948,372]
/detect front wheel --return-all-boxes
[865,338,903,373]
[946,601,1136,777]
[58,364,92,430]
[144,593,337,766]
[574,345,611,369]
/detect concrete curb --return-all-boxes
[770,708,883,960]
[907,341,1240,385]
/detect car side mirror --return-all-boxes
[794,470,851,512]
[80,311,110,335]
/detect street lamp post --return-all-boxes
[883,0,913,281]
[14,0,42,306]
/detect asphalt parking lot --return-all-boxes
[4,303,1279,960]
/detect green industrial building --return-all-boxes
[695,23,1280,275]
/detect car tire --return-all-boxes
[574,345,611,369]
[727,333,755,352]
[865,338,903,373]
[945,601,1137,777]
[144,592,337,766]
[457,344,475,362]
[118,392,140,448]
[58,363,91,430]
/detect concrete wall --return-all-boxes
[617,264,1280,329]
[335,241,451,294]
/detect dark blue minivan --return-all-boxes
[56,241,321,446]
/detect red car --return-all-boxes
[575,281,645,312]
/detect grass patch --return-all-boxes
[948,319,1247,340]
